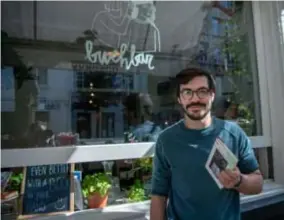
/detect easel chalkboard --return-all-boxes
[18,164,74,219]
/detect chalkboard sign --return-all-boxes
[18,164,74,219]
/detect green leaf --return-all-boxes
[82,173,111,197]
[127,180,147,203]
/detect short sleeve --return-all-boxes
[151,136,171,196]
[237,128,259,174]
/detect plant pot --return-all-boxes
[88,192,108,209]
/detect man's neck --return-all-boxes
[184,114,212,130]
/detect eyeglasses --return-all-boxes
[180,88,211,100]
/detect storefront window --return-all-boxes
[2,1,275,217]
[1,1,262,149]
[278,3,284,77]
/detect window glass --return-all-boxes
[278,3,284,76]
[36,68,48,85]
[211,18,219,36]
[1,1,262,149]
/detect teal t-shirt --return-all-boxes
[151,117,259,220]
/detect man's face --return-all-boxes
[178,76,215,121]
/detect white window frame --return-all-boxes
[253,1,284,184]
[248,1,272,149]
[36,67,48,86]
[1,2,273,168]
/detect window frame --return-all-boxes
[36,67,48,86]
[1,2,273,168]
[252,1,284,184]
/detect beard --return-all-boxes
[181,103,211,121]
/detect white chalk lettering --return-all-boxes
[30,166,47,177]
[54,198,66,210]
[49,164,68,175]
[35,191,49,200]
[49,177,66,191]
[27,178,42,188]
[42,179,47,187]
[32,203,46,213]
[85,41,155,70]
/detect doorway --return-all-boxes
[76,112,91,138]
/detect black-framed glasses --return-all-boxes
[180,88,211,100]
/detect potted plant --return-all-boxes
[82,173,111,209]
[8,172,23,192]
[135,157,153,183]
[127,180,147,203]
[236,103,254,135]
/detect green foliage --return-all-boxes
[135,157,153,173]
[238,103,252,120]
[8,173,23,192]
[127,180,147,203]
[82,173,111,198]
[221,5,254,124]
[222,11,250,78]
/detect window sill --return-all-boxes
[31,181,284,220]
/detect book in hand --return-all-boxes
[205,138,238,189]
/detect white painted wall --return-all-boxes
[38,68,74,133]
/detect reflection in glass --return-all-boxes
[1,1,262,150]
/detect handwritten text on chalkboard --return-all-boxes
[23,164,71,215]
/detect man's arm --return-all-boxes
[237,129,263,194]
[218,167,263,195]
[150,137,171,220]
[218,126,263,194]
[235,169,263,194]
[150,196,168,220]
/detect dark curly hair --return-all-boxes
[175,67,216,97]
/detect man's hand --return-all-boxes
[218,167,242,189]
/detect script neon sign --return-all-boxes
[85,40,155,70]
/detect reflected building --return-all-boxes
[1,1,208,140]
[1,1,262,140]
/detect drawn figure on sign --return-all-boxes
[91,0,161,52]
[54,198,66,211]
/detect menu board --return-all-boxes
[18,164,74,218]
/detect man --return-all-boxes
[150,67,263,220]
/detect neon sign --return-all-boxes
[85,0,161,70]
[85,41,154,70]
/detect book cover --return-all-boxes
[205,138,238,189]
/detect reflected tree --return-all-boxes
[220,2,256,134]
[1,30,39,142]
